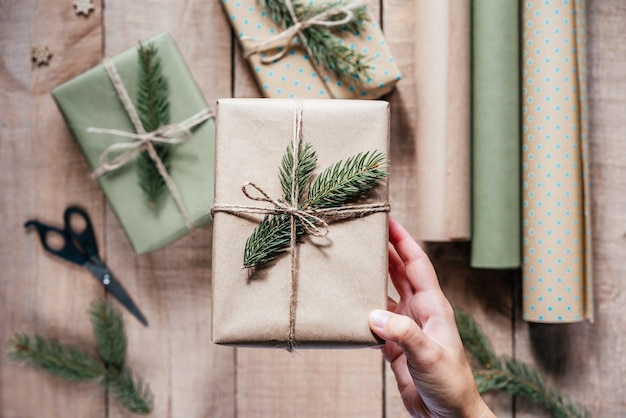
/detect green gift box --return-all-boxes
[52,33,215,254]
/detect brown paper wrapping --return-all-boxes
[211,98,389,348]
[414,0,471,241]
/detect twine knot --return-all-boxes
[243,0,363,64]
[210,99,389,351]
[88,58,213,231]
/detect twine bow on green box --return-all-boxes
[87,44,213,230]
[211,99,390,351]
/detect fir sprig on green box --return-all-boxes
[137,42,171,208]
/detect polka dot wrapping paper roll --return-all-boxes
[522,0,593,323]
[221,0,402,99]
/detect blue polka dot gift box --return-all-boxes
[221,0,402,99]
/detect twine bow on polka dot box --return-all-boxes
[221,0,402,99]
[521,0,593,323]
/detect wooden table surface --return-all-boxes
[1,1,624,417]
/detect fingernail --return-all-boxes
[370,310,391,328]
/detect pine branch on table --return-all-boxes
[106,368,154,415]
[454,309,591,418]
[8,334,105,382]
[88,299,127,370]
[7,299,154,416]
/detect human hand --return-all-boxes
[369,217,495,418]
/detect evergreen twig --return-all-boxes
[89,299,127,370]
[243,145,388,268]
[8,334,105,381]
[454,309,591,418]
[7,300,153,415]
[136,42,171,207]
[260,0,371,81]
[106,368,154,415]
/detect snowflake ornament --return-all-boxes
[32,46,52,66]
[74,0,95,16]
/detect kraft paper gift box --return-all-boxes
[211,98,389,348]
[222,0,402,99]
[52,33,215,254]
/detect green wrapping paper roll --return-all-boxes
[471,0,521,268]
[521,1,593,322]
[52,33,215,254]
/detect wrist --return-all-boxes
[459,394,495,418]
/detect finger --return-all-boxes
[388,216,440,293]
[388,242,412,299]
[369,310,442,373]
[387,296,398,312]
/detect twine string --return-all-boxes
[88,59,213,231]
[243,0,365,97]
[210,99,390,351]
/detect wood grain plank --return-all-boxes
[231,1,383,417]
[102,1,235,417]
[0,0,106,416]
[382,0,515,416]
[514,1,626,417]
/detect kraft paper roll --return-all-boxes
[471,0,521,268]
[522,0,593,322]
[414,0,471,241]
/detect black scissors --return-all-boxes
[25,206,148,327]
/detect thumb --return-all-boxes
[369,310,440,368]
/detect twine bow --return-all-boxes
[88,58,213,231]
[243,0,365,97]
[244,0,363,63]
[211,99,390,351]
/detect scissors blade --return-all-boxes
[86,262,149,327]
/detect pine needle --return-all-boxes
[243,214,306,268]
[136,42,171,207]
[304,150,388,209]
[454,309,591,418]
[8,334,105,382]
[280,141,317,205]
[260,0,371,81]
[243,145,388,268]
[106,368,154,415]
[88,300,126,370]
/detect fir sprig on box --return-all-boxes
[243,141,387,268]
[8,300,153,415]
[137,42,171,208]
[260,0,371,81]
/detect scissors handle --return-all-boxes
[24,206,99,265]
[63,206,99,257]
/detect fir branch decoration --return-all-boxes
[243,143,387,268]
[8,300,153,415]
[454,309,591,418]
[8,334,105,382]
[106,368,154,415]
[137,42,171,207]
[88,299,127,371]
[260,0,371,81]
